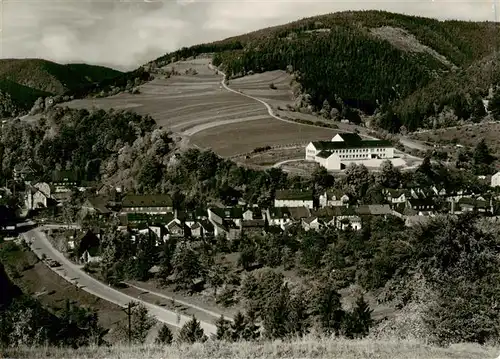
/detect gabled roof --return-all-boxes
[242,219,266,228]
[302,216,318,225]
[269,207,291,219]
[316,151,334,159]
[122,194,173,208]
[384,188,407,197]
[209,207,243,219]
[199,220,214,232]
[85,196,111,214]
[324,189,348,200]
[177,209,208,221]
[288,206,311,220]
[275,190,313,201]
[334,133,363,144]
[311,139,392,151]
[127,213,174,224]
[167,220,183,230]
[408,198,435,207]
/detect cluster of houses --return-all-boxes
[11,157,500,264]
[305,132,395,170]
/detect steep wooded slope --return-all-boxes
[151,10,500,131]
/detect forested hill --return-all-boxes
[0,59,123,118]
[151,10,500,132]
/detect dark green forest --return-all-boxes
[152,10,500,131]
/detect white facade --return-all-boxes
[305,133,395,171]
[319,191,349,207]
[274,199,314,209]
[492,172,500,187]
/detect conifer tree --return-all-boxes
[230,311,247,341]
[177,316,206,344]
[215,315,231,341]
[155,324,173,345]
[351,295,374,338]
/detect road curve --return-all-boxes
[124,282,234,323]
[23,228,216,335]
[208,64,334,131]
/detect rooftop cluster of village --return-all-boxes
[3,156,498,264]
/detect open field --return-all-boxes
[4,337,497,359]
[0,242,127,343]
[191,118,333,157]
[47,58,335,157]
[410,122,500,152]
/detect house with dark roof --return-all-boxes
[274,190,314,209]
[301,216,323,232]
[189,220,214,239]
[326,207,362,230]
[14,162,37,183]
[266,207,293,230]
[305,132,394,170]
[242,219,266,235]
[51,170,81,193]
[166,219,184,238]
[383,189,409,204]
[208,207,243,239]
[24,182,51,211]
[81,196,112,218]
[319,189,349,207]
[121,194,173,214]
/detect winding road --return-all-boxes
[23,227,217,335]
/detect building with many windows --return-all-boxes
[305,133,395,170]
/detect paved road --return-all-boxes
[272,158,304,169]
[209,64,333,130]
[124,282,233,323]
[23,227,216,335]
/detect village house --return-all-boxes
[305,133,395,170]
[212,220,241,240]
[491,171,500,187]
[80,196,112,218]
[383,189,408,204]
[24,182,51,211]
[75,230,101,264]
[51,170,81,193]
[274,190,314,209]
[242,219,266,235]
[265,207,293,230]
[356,204,394,217]
[121,194,174,214]
[319,190,349,207]
[208,207,243,239]
[301,216,323,231]
[14,163,36,183]
[313,207,362,230]
[189,220,214,239]
[166,218,185,238]
[243,207,264,221]
[177,209,208,227]
[208,207,243,227]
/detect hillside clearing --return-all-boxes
[5,337,497,359]
[56,58,335,157]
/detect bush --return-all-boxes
[269,83,277,90]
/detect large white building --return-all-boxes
[306,133,395,170]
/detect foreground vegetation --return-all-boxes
[3,337,497,359]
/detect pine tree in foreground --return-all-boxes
[155,324,173,345]
[177,316,207,344]
[214,315,231,341]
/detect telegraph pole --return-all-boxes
[122,302,137,345]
